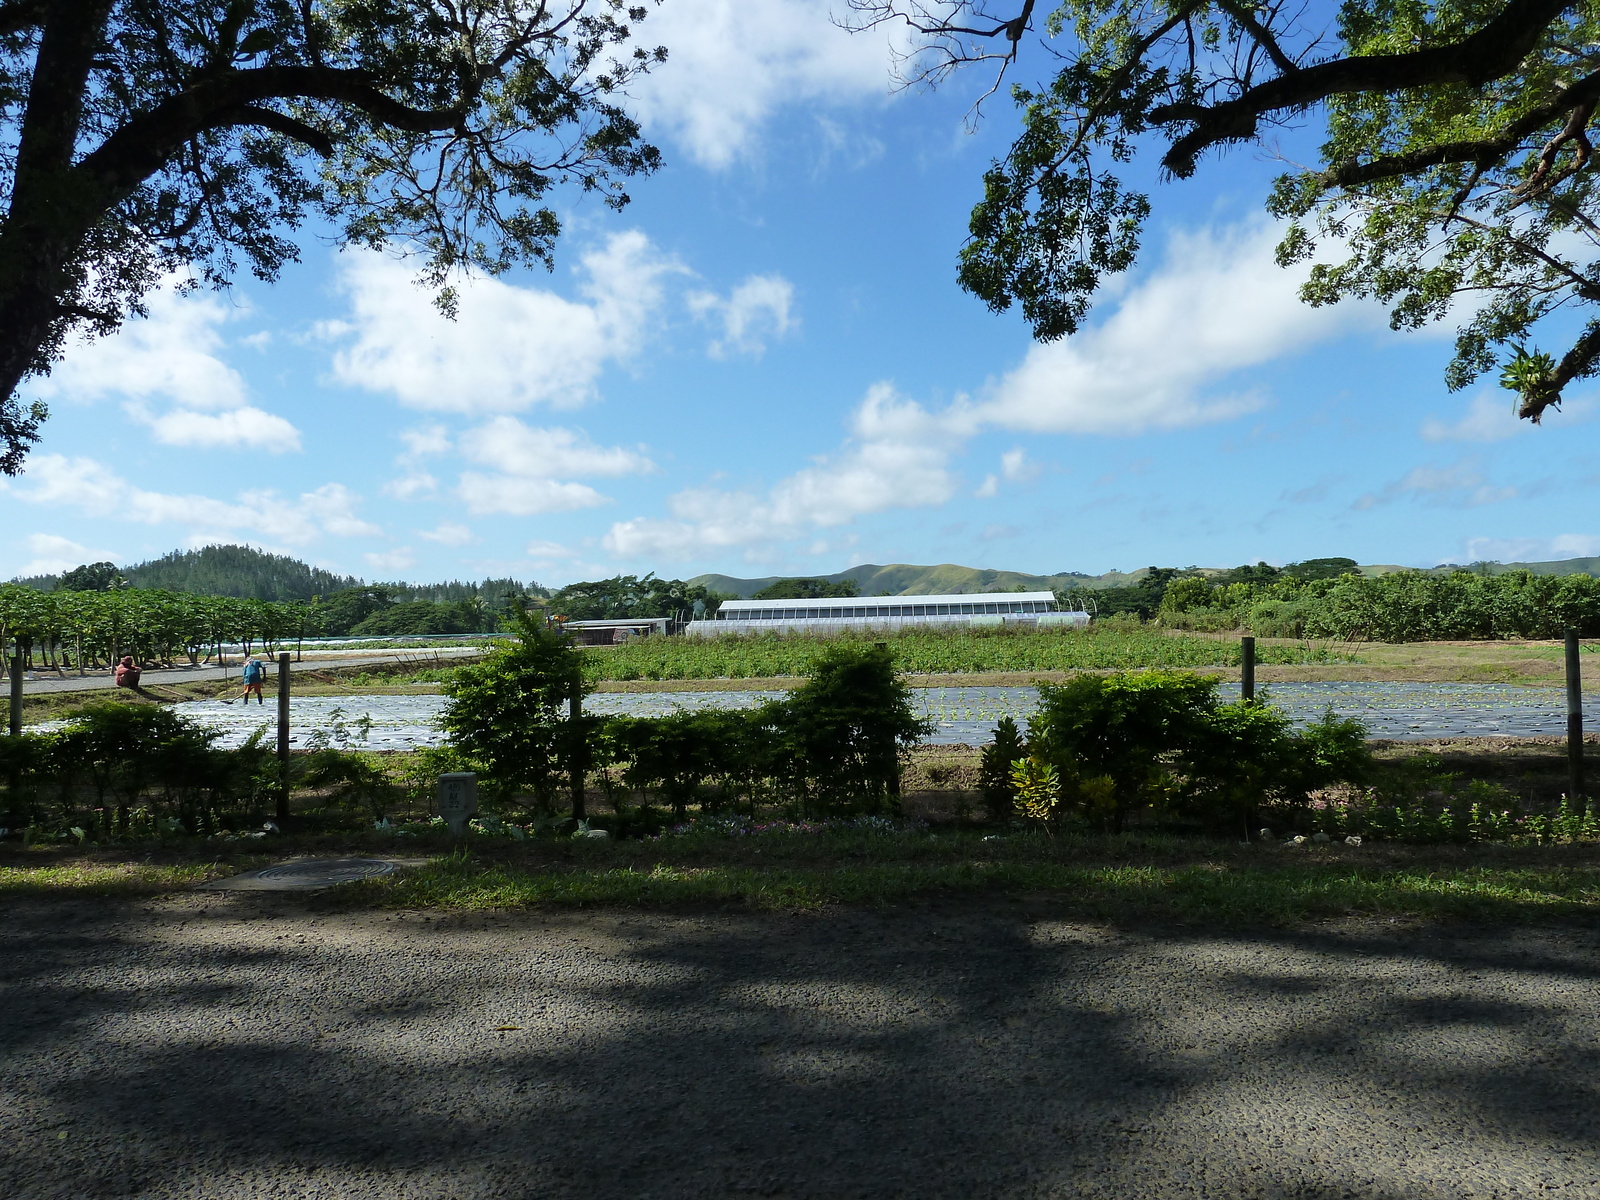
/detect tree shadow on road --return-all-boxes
[2,897,1597,1199]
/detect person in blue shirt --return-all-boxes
[239,656,267,704]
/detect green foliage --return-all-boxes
[608,710,767,821]
[767,643,933,817]
[751,578,863,601]
[2,3,667,471]
[587,624,1347,681]
[979,715,1027,820]
[550,574,728,621]
[300,750,403,822]
[894,0,1599,415]
[120,545,362,601]
[1,701,275,837]
[439,608,587,813]
[1009,756,1064,833]
[1025,672,1374,832]
[1282,558,1361,582]
[1159,576,1216,613]
[1028,670,1221,830]
[58,562,128,592]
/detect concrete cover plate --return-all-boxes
[200,857,425,891]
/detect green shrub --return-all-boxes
[979,716,1026,820]
[1026,672,1374,833]
[439,607,587,815]
[767,643,932,817]
[609,709,767,821]
[1028,670,1220,831]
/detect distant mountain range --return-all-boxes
[689,557,1600,598]
[14,543,1600,601]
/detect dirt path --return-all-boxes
[3,894,1597,1198]
[15,648,484,696]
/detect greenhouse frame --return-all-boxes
[686,591,1088,637]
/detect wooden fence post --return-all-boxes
[8,645,22,737]
[1241,636,1256,703]
[277,652,292,825]
[1567,629,1585,809]
[569,682,586,821]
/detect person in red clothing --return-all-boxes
[113,656,141,689]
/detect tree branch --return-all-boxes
[76,64,471,197]
[1152,0,1576,175]
[1322,69,1600,189]
[216,105,336,156]
[0,0,47,38]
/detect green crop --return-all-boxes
[583,627,1352,682]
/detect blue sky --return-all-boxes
[4,0,1598,588]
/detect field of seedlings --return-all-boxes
[583,626,1353,681]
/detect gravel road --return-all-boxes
[3,894,1598,1198]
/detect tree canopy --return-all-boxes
[0,0,664,473]
[849,0,1600,421]
[548,573,728,620]
[750,577,864,601]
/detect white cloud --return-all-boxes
[419,522,476,547]
[458,418,654,479]
[689,274,797,358]
[1464,534,1600,563]
[1355,459,1518,510]
[385,423,451,499]
[452,417,655,516]
[974,223,1378,434]
[1421,392,1525,443]
[2,455,379,546]
[604,383,959,559]
[27,278,305,452]
[976,447,1039,496]
[458,475,611,517]
[326,232,682,414]
[605,220,1382,564]
[365,547,416,573]
[32,283,249,410]
[132,404,302,452]
[629,0,899,168]
[526,539,578,559]
[10,533,120,579]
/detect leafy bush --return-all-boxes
[766,643,932,817]
[608,709,767,821]
[1027,670,1220,831]
[979,716,1026,820]
[1024,671,1374,833]
[439,607,587,814]
[0,701,276,838]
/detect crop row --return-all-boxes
[583,627,1350,681]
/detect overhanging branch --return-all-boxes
[77,64,472,196]
[1152,0,1577,175]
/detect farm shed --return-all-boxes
[686,592,1089,637]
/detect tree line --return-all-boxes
[1133,568,1600,642]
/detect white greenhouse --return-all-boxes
[686,591,1089,637]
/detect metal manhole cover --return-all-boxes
[256,858,396,885]
[202,857,413,891]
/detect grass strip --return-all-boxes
[0,861,241,896]
[355,857,1600,925]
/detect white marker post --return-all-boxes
[438,772,479,836]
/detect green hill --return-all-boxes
[693,556,1600,597]
[692,563,1106,599]
[14,544,545,604]
[124,545,364,600]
